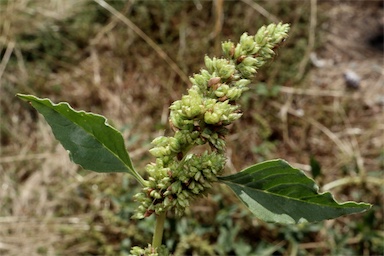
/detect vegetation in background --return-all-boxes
[1,0,383,255]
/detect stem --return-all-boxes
[134,172,149,187]
[152,211,167,249]
[322,176,384,191]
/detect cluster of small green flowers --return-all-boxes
[133,151,226,218]
[130,244,169,256]
[133,23,290,220]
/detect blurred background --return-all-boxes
[0,0,383,255]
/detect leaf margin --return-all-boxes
[218,159,372,224]
[17,93,147,186]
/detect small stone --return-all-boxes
[343,70,361,89]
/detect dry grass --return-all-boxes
[1,0,383,255]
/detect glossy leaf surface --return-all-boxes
[18,94,145,185]
[219,159,371,224]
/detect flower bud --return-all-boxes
[213,137,226,151]
[204,55,214,73]
[181,189,190,198]
[226,87,242,100]
[171,180,182,194]
[204,111,221,125]
[194,171,202,181]
[228,112,243,122]
[177,197,188,208]
[222,41,235,57]
[177,191,186,201]
[238,64,257,78]
[202,168,215,179]
[169,114,183,131]
[191,186,201,194]
[254,58,266,69]
[188,180,196,189]
[235,79,251,88]
[258,45,272,58]
[151,136,167,146]
[191,73,207,88]
[196,183,205,192]
[202,182,213,189]
[214,83,229,98]
[239,33,256,54]
[190,130,200,140]
[169,137,181,153]
[163,196,173,207]
[149,147,166,157]
[132,212,145,219]
[195,137,206,145]
[174,130,187,145]
[234,44,243,59]
[150,190,161,199]
[255,25,267,44]
[242,56,258,67]
[158,175,171,186]
[203,98,217,109]
[218,64,235,79]
[201,69,212,81]
[155,205,165,214]
[180,89,203,118]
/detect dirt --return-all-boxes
[310,1,383,172]
[0,1,383,255]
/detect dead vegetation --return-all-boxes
[0,0,383,255]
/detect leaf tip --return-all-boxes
[16,93,28,100]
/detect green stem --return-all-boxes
[152,211,167,249]
[134,172,149,187]
[322,176,384,191]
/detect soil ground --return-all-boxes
[0,0,383,255]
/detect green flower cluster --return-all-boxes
[133,150,226,218]
[130,244,169,256]
[133,23,290,220]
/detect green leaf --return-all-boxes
[218,159,371,224]
[17,94,146,186]
[310,155,321,179]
